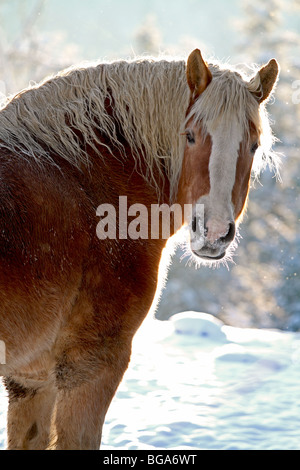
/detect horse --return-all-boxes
[0,48,279,449]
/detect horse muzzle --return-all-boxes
[190,220,236,261]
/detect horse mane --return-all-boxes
[0,57,189,201]
[0,56,279,201]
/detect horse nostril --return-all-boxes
[192,216,197,233]
[220,222,236,244]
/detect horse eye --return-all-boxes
[185,130,195,144]
[251,142,259,154]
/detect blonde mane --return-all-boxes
[0,56,279,201]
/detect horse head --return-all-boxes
[178,49,279,263]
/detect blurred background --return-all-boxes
[0,0,299,330]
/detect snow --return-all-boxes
[1,311,300,450]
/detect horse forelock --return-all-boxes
[185,62,280,181]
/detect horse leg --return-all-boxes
[50,345,131,450]
[4,378,57,450]
[49,263,153,450]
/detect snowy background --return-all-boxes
[1,311,300,450]
[102,313,300,450]
[0,0,299,451]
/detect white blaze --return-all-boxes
[205,117,243,243]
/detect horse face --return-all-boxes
[181,118,258,261]
[179,49,279,263]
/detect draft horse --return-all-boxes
[0,49,279,449]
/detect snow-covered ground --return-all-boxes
[1,311,300,450]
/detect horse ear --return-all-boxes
[250,59,279,103]
[186,49,212,98]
